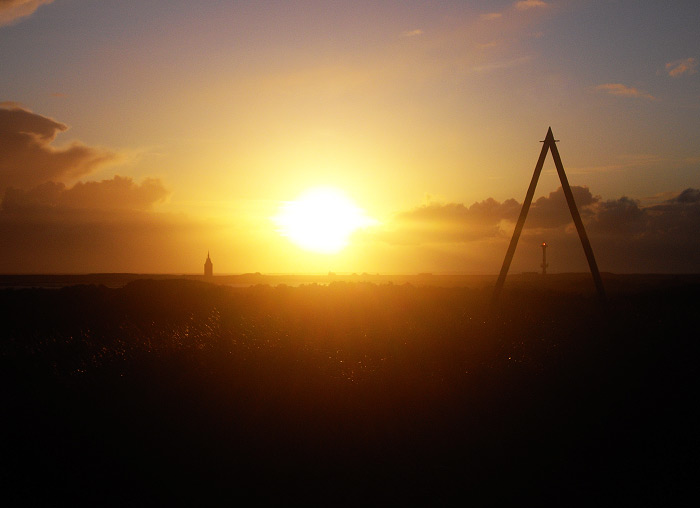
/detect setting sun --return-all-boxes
[273,187,378,254]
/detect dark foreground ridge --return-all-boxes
[4,270,698,290]
[2,278,697,505]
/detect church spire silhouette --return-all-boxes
[204,251,213,277]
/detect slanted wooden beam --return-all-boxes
[549,136,606,302]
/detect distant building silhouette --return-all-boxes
[204,251,213,277]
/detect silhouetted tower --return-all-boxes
[541,242,548,275]
[204,251,213,277]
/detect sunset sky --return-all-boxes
[2,0,699,274]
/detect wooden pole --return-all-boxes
[491,128,552,305]
[549,138,606,302]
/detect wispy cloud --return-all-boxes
[476,41,500,50]
[0,0,54,27]
[401,29,423,38]
[595,83,656,100]
[472,55,532,73]
[515,0,548,10]
[665,58,698,78]
[481,0,546,23]
[0,100,23,108]
[568,153,663,175]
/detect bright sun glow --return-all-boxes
[273,187,378,254]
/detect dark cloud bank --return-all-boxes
[0,104,215,273]
[377,186,700,273]
[2,103,699,273]
[3,176,168,212]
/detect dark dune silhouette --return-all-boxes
[1,277,697,505]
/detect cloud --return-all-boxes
[0,175,212,274]
[0,100,23,108]
[595,83,656,100]
[527,186,598,229]
[0,202,218,273]
[384,185,699,245]
[2,176,169,213]
[472,55,532,73]
[584,189,700,272]
[479,0,546,25]
[376,197,521,245]
[477,41,500,50]
[0,104,118,192]
[568,153,664,175]
[401,29,423,37]
[665,58,698,78]
[377,186,598,246]
[0,0,53,26]
[586,196,647,237]
[372,186,700,273]
[667,188,700,204]
[0,103,200,273]
[397,198,521,226]
[515,0,547,10]
[0,101,246,274]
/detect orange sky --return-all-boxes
[1,1,699,274]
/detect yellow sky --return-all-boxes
[1,1,699,274]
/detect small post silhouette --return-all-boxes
[492,128,606,304]
[541,242,548,275]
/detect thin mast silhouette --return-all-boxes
[492,127,606,304]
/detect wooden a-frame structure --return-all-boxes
[492,127,606,303]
